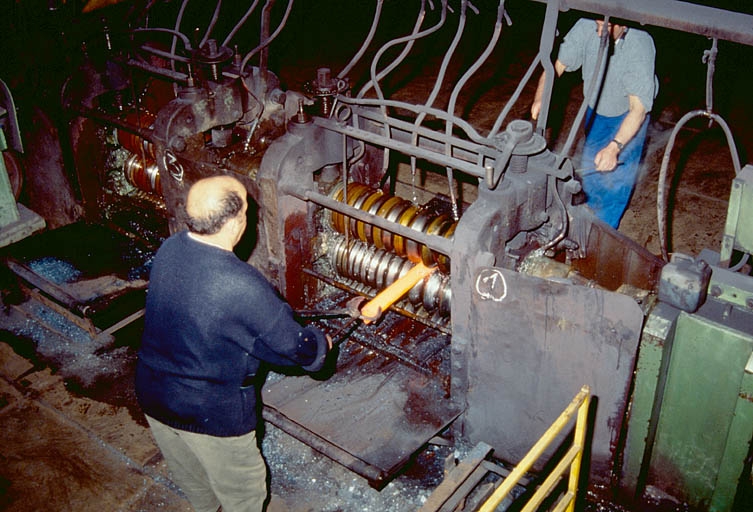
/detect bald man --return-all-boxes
[135,176,332,512]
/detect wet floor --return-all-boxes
[0,320,456,512]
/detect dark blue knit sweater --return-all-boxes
[135,231,328,437]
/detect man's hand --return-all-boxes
[532,61,567,121]
[594,141,621,171]
[594,95,646,172]
[530,98,542,121]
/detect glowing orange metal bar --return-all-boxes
[359,262,436,324]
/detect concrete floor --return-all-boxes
[0,315,448,512]
[0,341,192,511]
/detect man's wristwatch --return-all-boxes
[612,139,624,152]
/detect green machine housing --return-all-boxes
[622,165,753,511]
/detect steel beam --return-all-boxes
[531,0,753,46]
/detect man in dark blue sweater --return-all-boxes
[136,175,332,512]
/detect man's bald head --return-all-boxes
[186,176,247,235]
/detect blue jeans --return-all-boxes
[580,108,649,228]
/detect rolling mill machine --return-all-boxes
[3,0,753,510]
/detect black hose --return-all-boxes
[656,110,741,261]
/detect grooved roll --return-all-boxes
[327,182,455,273]
[328,235,451,318]
[124,154,162,195]
[117,111,156,158]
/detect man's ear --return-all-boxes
[229,213,243,231]
[230,211,247,236]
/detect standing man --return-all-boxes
[532,18,658,228]
[136,175,332,512]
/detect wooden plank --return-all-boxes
[23,286,98,338]
[100,308,145,336]
[6,259,80,309]
[437,464,493,512]
[418,442,493,512]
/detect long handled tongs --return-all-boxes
[297,262,437,347]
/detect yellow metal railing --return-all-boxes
[478,385,592,512]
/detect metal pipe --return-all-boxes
[355,0,442,183]
[169,0,191,93]
[239,0,294,79]
[200,0,223,48]
[132,27,192,50]
[258,0,274,92]
[77,106,157,143]
[356,0,429,99]
[445,0,506,217]
[315,115,492,178]
[365,0,447,103]
[223,0,261,47]
[416,0,463,115]
[301,190,455,256]
[410,0,467,207]
[338,0,384,80]
[561,14,610,159]
[704,38,718,115]
[531,0,560,136]
[490,54,540,137]
[408,0,456,178]
[530,0,753,47]
[137,44,191,63]
[334,99,491,149]
[127,59,189,82]
[541,173,568,252]
[656,109,741,261]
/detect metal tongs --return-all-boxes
[295,296,366,322]
[575,161,623,177]
[297,262,437,346]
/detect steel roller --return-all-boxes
[124,154,163,195]
[327,182,456,273]
[327,235,451,318]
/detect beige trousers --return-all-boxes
[146,416,267,512]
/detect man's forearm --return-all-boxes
[593,96,647,171]
[612,96,647,148]
[531,60,566,120]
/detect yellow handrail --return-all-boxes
[478,385,591,512]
